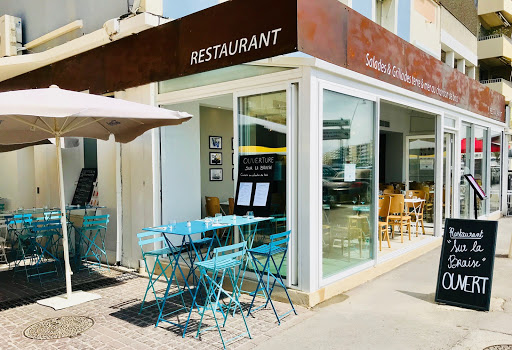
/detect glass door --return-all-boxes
[443,132,455,221]
[236,86,295,283]
[460,124,472,219]
[321,89,375,279]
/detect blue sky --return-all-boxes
[163,0,223,19]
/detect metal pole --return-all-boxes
[474,191,478,220]
[56,136,73,298]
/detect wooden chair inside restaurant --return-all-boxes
[205,196,221,217]
[378,196,391,251]
[383,189,396,195]
[228,197,235,215]
[387,194,411,243]
[409,198,426,235]
[422,185,434,221]
[345,216,367,260]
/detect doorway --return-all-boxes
[378,101,437,256]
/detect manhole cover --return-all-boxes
[24,316,94,340]
[484,346,512,350]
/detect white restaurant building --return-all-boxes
[0,0,508,306]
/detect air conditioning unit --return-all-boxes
[0,15,22,57]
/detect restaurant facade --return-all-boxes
[0,0,508,306]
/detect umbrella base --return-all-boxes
[37,290,101,310]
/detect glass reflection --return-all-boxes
[322,90,374,278]
[490,131,501,212]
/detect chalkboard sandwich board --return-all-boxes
[72,168,98,206]
[435,218,498,311]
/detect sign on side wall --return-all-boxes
[435,218,498,311]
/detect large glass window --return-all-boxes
[322,90,374,279]
[238,90,287,276]
[460,124,472,219]
[474,127,488,217]
[490,131,502,212]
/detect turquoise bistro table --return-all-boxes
[142,215,272,336]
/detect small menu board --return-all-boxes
[435,218,498,311]
[234,154,276,217]
[72,168,98,206]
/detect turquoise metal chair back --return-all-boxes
[15,219,62,284]
[211,241,247,270]
[8,213,33,226]
[44,211,62,221]
[136,231,187,314]
[82,215,109,229]
[77,214,110,271]
[193,241,251,348]
[247,230,297,324]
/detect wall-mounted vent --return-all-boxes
[380,120,390,128]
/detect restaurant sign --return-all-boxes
[190,28,283,66]
[0,0,504,122]
[297,0,506,122]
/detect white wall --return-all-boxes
[115,84,159,268]
[161,100,201,246]
[199,106,234,217]
[410,0,441,59]
[380,102,436,183]
[32,141,84,208]
[0,151,19,210]
[97,137,117,262]
[16,147,36,208]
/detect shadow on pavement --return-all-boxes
[397,290,436,304]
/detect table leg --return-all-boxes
[155,236,190,327]
[238,222,260,296]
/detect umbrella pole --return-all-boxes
[56,136,73,298]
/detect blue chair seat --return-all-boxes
[196,256,242,271]
[145,246,179,256]
[249,244,286,256]
[185,237,213,246]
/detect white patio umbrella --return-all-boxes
[0,85,191,305]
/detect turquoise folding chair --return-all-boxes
[191,241,251,349]
[247,230,297,324]
[7,214,33,266]
[137,231,187,314]
[76,215,109,271]
[0,222,9,265]
[15,219,62,283]
[41,210,78,260]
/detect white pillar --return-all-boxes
[457,58,466,74]
[445,51,455,68]
[467,66,476,79]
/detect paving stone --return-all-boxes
[0,269,309,349]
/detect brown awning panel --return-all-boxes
[0,0,505,122]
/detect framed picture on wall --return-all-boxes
[232,168,234,180]
[210,168,223,181]
[231,137,234,150]
[209,136,222,149]
[232,153,234,165]
[209,152,222,165]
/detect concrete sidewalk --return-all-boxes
[256,218,512,350]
